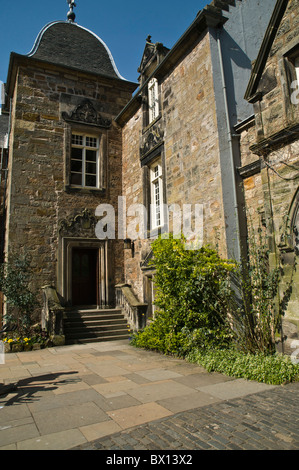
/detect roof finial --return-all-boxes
[67,0,76,23]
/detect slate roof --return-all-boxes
[27,21,124,80]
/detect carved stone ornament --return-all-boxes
[62,99,111,128]
[59,208,98,237]
[140,123,164,158]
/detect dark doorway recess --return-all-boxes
[72,248,98,306]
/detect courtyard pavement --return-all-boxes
[0,339,298,451]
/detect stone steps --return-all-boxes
[64,308,130,344]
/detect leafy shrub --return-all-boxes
[131,236,236,355]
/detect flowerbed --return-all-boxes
[2,332,49,352]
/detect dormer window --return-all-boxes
[148,78,159,124]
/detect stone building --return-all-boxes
[237,0,299,348]
[116,0,276,319]
[1,0,298,347]
[0,7,137,341]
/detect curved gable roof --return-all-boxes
[27,21,125,80]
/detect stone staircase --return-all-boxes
[63,308,130,345]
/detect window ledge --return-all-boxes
[143,114,162,134]
[64,185,106,195]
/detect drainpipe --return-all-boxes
[0,98,12,261]
[216,28,241,262]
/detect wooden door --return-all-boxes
[72,248,98,306]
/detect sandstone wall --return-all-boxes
[5,61,133,307]
[239,0,299,336]
[121,31,227,303]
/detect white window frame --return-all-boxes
[150,159,164,230]
[70,133,100,189]
[295,57,299,85]
[148,78,159,124]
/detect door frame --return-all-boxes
[58,237,110,308]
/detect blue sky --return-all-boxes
[0,0,208,85]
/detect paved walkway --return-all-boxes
[0,340,298,450]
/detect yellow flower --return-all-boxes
[8,339,13,343]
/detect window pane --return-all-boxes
[86,150,97,162]
[71,133,99,189]
[71,160,83,172]
[85,175,97,187]
[86,162,96,175]
[86,137,98,148]
[71,173,82,185]
[72,134,83,146]
[71,147,83,159]
[148,78,159,123]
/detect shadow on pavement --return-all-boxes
[0,371,79,406]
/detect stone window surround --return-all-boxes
[282,42,299,81]
[279,40,299,117]
[150,157,164,230]
[57,237,110,308]
[70,133,100,189]
[148,78,160,124]
[141,77,162,129]
[141,145,168,238]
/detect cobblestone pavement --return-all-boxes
[72,382,299,451]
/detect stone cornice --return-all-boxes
[238,159,262,178]
[249,123,299,156]
[4,53,137,112]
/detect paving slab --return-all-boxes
[126,379,204,404]
[107,402,173,430]
[17,429,87,450]
[197,378,276,400]
[33,402,110,435]
[157,391,222,413]
[1,339,293,450]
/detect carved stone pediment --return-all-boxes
[138,42,156,73]
[138,37,170,75]
[140,121,164,158]
[62,99,111,128]
[59,208,98,237]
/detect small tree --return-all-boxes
[230,219,290,355]
[0,252,39,336]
